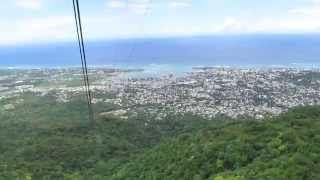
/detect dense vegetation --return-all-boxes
[111,106,320,180]
[1,93,320,179]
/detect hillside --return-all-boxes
[110,106,320,180]
[0,93,320,180]
[0,93,212,179]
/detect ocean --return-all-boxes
[1,34,320,71]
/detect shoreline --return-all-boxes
[1,63,320,71]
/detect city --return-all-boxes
[1,67,319,120]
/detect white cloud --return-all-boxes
[218,17,245,32]
[107,0,126,8]
[3,12,320,46]
[15,0,42,10]
[210,17,320,34]
[128,1,152,14]
[155,18,246,36]
[311,0,320,4]
[253,18,320,33]
[106,0,153,14]
[210,16,320,34]
[5,0,320,46]
[0,16,74,45]
[288,0,320,17]
[289,6,320,17]
[168,1,191,8]
[284,1,320,32]
[0,14,137,45]
[126,0,155,14]
[106,0,191,15]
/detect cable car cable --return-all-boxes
[72,0,94,124]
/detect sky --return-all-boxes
[1,0,320,46]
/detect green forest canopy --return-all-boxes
[0,94,320,179]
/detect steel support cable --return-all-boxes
[72,0,94,124]
[72,0,90,102]
[74,0,92,101]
